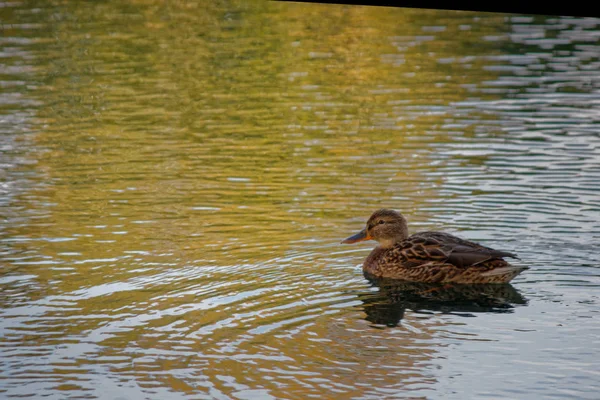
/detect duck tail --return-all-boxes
[491,250,520,260]
[480,265,529,277]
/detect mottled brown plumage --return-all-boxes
[342,209,527,284]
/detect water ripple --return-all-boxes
[1,4,600,400]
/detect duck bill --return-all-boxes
[341,228,372,244]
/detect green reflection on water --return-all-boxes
[18,1,508,260]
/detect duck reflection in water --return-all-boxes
[360,273,528,327]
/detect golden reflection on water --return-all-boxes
[7,1,593,399]
[24,1,507,258]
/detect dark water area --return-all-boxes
[1,1,599,399]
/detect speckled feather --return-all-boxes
[364,232,525,283]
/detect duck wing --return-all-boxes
[405,231,519,269]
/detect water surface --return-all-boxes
[1,2,600,399]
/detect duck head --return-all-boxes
[341,209,409,248]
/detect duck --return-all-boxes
[341,209,527,284]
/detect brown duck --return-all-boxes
[342,209,527,284]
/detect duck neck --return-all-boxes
[377,221,408,248]
[378,238,402,249]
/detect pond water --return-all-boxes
[1,1,600,399]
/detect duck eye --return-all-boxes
[378,220,385,225]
